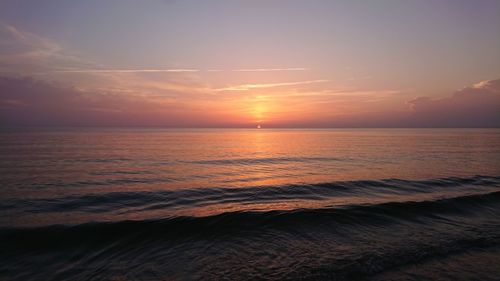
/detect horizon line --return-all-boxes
[2,126,499,130]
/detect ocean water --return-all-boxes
[1,128,500,280]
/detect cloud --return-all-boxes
[206,68,308,72]
[0,76,241,127]
[50,68,308,74]
[258,78,500,128]
[1,25,498,128]
[407,78,500,127]
[0,24,60,54]
[216,80,330,91]
[0,24,96,74]
[230,68,309,72]
[1,74,499,128]
[0,23,311,84]
[48,69,201,74]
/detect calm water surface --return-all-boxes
[1,128,499,280]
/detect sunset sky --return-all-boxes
[1,0,499,127]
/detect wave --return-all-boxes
[2,189,500,247]
[3,175,499,214]
[2,176,500,280]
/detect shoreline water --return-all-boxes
[2,175,500,280]
[1,129,499,280]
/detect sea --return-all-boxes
[1,128,499,280]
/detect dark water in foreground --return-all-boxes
[1,129,500,280]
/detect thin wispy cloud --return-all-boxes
[231,68,309,72]
[216,80,330,91]
[207,68,308,72]
[264,89,406,98]
[50,69,200,74]
[0,24,97,73]
[1,24,312,77]
[0,24,60,54]
[50,68,310,74]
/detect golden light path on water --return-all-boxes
[1,128,499,226]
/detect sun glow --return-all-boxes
[253,104,266,121]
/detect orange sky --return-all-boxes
[1,0,499,127]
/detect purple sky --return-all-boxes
[1,0,499,127]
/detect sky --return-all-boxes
[0,0,499,128]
